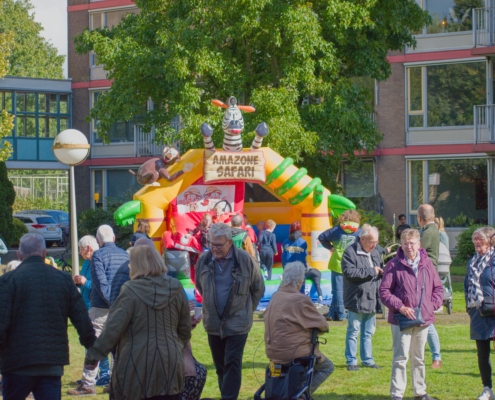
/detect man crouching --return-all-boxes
[264,261,334,394]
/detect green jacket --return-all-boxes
[87,275,191,399]
[196,245,265,338]
[420,223,440,268]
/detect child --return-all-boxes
[189,214,213,251]
[258,219,278,280]
[129,219,151,246]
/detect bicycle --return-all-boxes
[55,248,72,273]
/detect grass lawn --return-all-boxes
[63,277,479,400]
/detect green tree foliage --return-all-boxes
[0,0,64,79]
[75,0,429,189]
[10,218,28,247]
[0,161,16,245]
[453,224,485,264]
[0,31,14,161]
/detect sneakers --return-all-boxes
[477,387,495,400]
[392,397,403,400]
[431,360,443,369]
[67,384,96,396]
[103,385,110,394]
[346,365,359,371]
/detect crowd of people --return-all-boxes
[1,202,495,400]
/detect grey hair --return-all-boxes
[209,223,232,241]
[231,214,243,227]
[134,237,154,247]
[19,233,46,258]
[359,224,379,240]
[280,261,305,289]
[78,235,99,251]
[96,224,115,244]
[5,260,21,272]
[472,226,495,245]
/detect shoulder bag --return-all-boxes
[394,270,426,331]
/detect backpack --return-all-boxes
[232,231,247,250]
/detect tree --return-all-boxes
[0,161,16,246]
[75,0,430,190]
[0,30,14,161]
[0,0,65,79]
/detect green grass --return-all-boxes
[63,281,480,400]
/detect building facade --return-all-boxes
[342,0,495,247]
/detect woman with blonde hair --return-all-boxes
[434,217,449,250]
[85,245,192,399]
[129,219,151,246]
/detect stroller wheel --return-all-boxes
[447,300,453,315]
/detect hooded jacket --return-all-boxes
[86,275,191,400]
[379,248,443,326]
[318,226,361,273]
[281,230,308,268]
[342,241,383,313]
[195,245,265,338]
[231,227,256,258]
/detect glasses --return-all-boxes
[210,241,229,249]
[402,241,419,248]
[473,237,486,243]
[365,239,379,245]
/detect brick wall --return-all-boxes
[68,10,90,82]
[376,155,407,225]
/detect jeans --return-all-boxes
[98,356,110,380]
[345,311,376,366]
[427,324,441,361]
[311,357,334,394]
[390,324,429,398]
[2,373,61,400]
[81,307,109,387]
[328,272,347,320]
[207,334,248,400]
[259,250,274,280]
[476,340,493,388]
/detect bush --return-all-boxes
[0,162,16,246]
[78,207,133,250]
[10,218,28,247]
[358,209,394,247]
[453,224,486,264]
[13,194,68,213]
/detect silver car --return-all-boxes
[13,213,63,247]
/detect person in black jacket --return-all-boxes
[342,225,383,371]
[0,233,96,400]
[258,219,278,280]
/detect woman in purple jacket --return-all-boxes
[379,229,443,400]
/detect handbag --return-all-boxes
[479,297,495,317]
[394,270,426,331]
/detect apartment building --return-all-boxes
[342,0,495,245]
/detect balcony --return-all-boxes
[134,126,164,157]
[474,105,495,143]
[474,7,495,47]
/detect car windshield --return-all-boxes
[36,217,57,225]
[45,211,68,223]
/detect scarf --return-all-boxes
[467,249,493,308]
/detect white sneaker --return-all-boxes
[477,386,495,400]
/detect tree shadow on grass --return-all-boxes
[313,395,391,400]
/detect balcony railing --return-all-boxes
[474,7,495,47]
[474,104,495,143]
[134,126,164,157]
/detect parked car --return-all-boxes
[13,213,63,247]
[19,210,69,246]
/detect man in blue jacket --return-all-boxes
[68,225,129,396]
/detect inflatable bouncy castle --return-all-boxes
[114,97,355,306]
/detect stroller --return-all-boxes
[254,329,320,400]
[438,242,453,314]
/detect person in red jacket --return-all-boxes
[379,229,443,400]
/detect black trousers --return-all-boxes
[305,268,322,297]
[477,339,493,388]
[207,334,248,400]
[259,250,274,280]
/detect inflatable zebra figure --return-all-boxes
[200,97,269,152]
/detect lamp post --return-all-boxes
[52,129,90,276]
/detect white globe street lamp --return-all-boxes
[52,129,90,276]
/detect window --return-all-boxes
[407,61,486,128]
[342,161,375,199]
[91,91,146,143]
[244,183,281,202]
[408,158,488,226]
[415,0,483,35]
[92,169,140,209]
